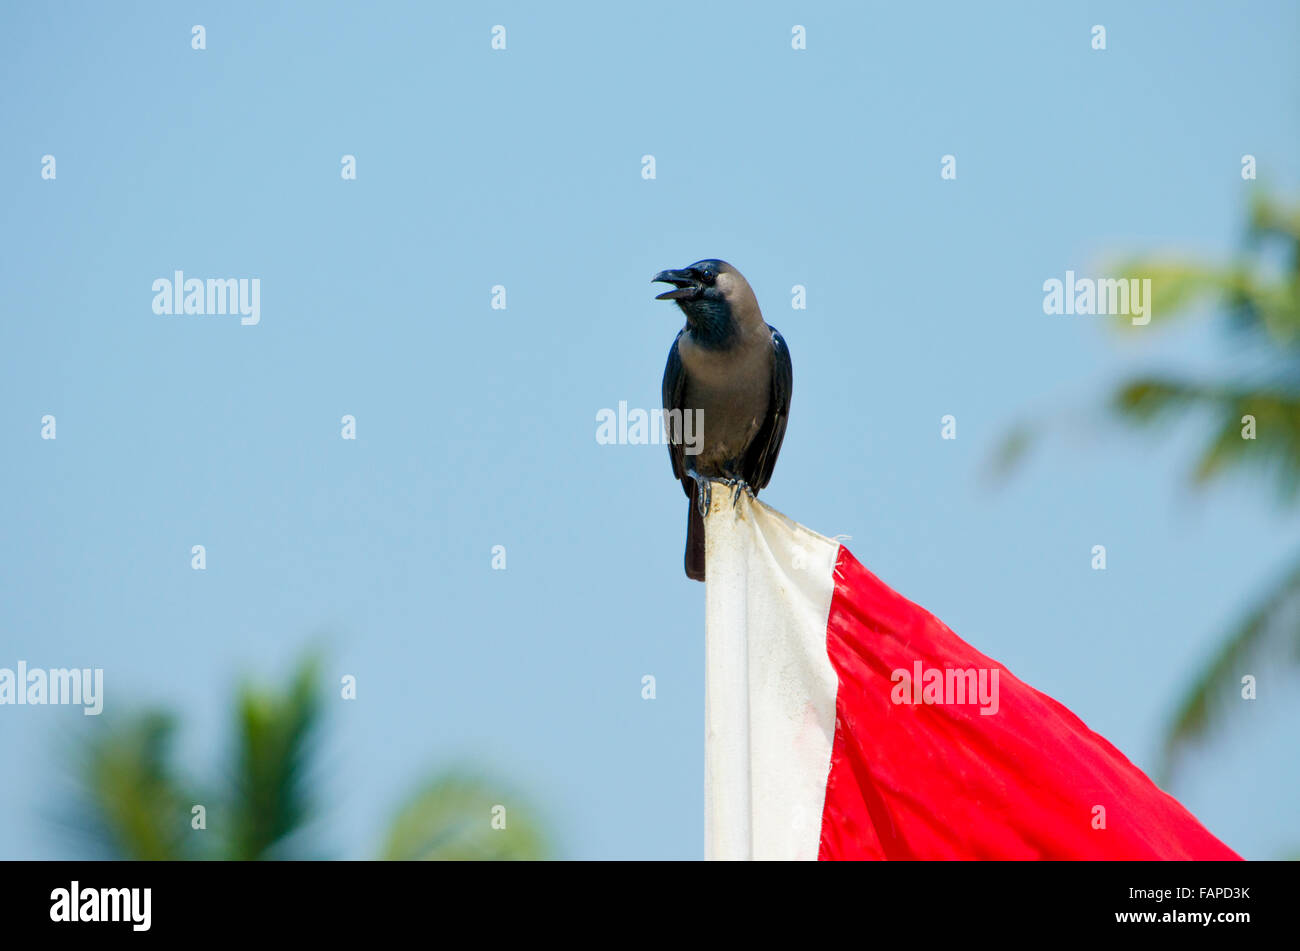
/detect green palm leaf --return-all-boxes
[1105,259,1262,329]
[224,655,323,860]
[1111,377,1300,503]
[1104,194,1300,343]
[53,655,555,860]
[993,193,1300,791]
[1159,549,1300,784]
[61,712,197,860]
[380,772,549,861]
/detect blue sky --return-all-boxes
[1,1,1297,859]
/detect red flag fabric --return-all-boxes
[817,547,1240,860]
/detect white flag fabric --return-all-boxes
[703,492,840,860]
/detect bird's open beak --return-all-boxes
[653,268,701,301]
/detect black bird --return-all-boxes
[655,259,792,581]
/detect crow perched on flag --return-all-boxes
[655,260,792,581]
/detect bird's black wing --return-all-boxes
[742,327,792,491]
[662,330,692,497]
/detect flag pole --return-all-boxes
[702,489,753,860]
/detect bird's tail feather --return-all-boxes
[685,499,705,582]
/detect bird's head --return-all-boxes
[652,259,758,345]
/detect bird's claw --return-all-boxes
[720,478,753,508]
[688,469,712,517]
[689,470,751,516]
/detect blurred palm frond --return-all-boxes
[58,654,553,861]
[380,773,549,861]
[991,193,1300,790]
[225,655,323,860]
[67,712,197,860]
[1157,549,1300,785]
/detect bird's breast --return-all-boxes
[677,329,773,470]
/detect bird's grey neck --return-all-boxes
[682,300,737,350]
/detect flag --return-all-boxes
[700,493,1241,860]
